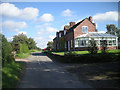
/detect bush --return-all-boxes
[2,34,15,63]
[88,38,98,54]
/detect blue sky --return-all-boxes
[0,2,119,48]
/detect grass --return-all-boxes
[2,62,25,88]
[52,49,120,56]
[29,49,41,53]
[16,53,30,59]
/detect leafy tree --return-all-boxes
[46,41,53,50]
[11,33,37,53]
[21,44,29,53]
[106,24,120,41]
[27,38,36,50]
[88,38,98,54]
[1,34,14,63]
[12,33,28,44]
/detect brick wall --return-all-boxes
[74,19,96,38]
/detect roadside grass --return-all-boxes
[16,53,30,59]
[29,49,41,53]
[52,49,120,56]
[2,62,25,88]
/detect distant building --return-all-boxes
[53,16,118,51]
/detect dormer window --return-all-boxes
[82,26,88,33]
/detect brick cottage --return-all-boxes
[53,16,118,51]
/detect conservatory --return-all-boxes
[74,32,118,50]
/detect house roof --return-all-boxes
[75,32,117,38]
[68,19,85,32]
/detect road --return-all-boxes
[17,52,92,88]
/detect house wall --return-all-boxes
[74,19,96,38]
[98,46,117,50]
[65,31,74,51]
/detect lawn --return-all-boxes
[2,62,25,88]
[52,49,120,56]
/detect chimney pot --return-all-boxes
[89,16,92,22]
[70,22,75,27]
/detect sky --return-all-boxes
[0,2,119,49]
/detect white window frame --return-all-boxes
[82,26,88,33]
[64,30,66,35]
[59,33,61,37]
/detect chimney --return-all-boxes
[70,22,75,27]
[89,16,92,22]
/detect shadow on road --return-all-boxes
[31,52,46,56]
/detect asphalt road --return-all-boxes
[17,52,93,88]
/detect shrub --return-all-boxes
[88,38,98,54]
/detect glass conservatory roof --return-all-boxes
[76,32,117,38]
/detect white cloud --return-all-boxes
[38,13,54,22]
[7,37,13,42]
[0,30,2,34]
[1,20,27,31]
[0,3,39,20]
[62,9,73,17]
[18,31,27,35]
[46,27,58,33]
[48,35,55,40]
[93,11,118,22]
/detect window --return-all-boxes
[75,39,78,47]
[82,26,88,33]
[64,30,66,35]
[59,33,61,37]
[71,40,72,48]
[81,40,84,46]
[113,40,116,45]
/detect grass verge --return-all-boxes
[29,49,41,53]
[2,62,25,88]
[45,51,120,63]
[52,49,120,56]
[16,53,30,59]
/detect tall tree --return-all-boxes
[106,24,120,41]
[46,41,53,50]
[106,24,118,35]
[11,33,37,53]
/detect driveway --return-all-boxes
[17,52,92,88]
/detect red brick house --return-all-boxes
[53,16,118,51]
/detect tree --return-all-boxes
[46,41,53,51]
[21,44,29,53]
[106,24,120,41]
[11,33,37,53]
[88,38,98,54]
[1,34,14,63]
[27,38,36,50]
